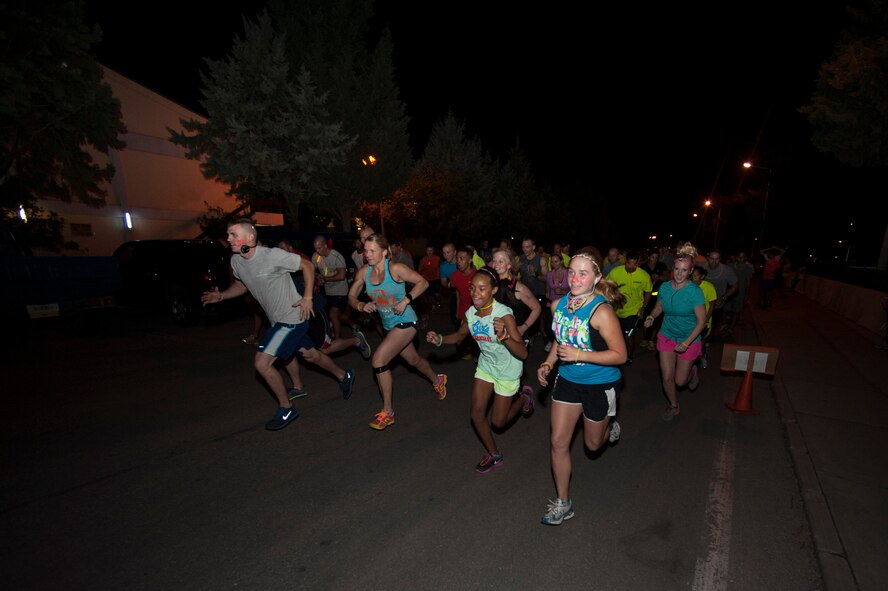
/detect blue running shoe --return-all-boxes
[265,406,299,431]
[354,329,372,360]
[339,368,356,400]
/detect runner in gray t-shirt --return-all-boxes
[201,220,357,431]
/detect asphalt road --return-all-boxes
[1,305,822,590]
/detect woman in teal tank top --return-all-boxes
[536,248,627,526]
[348,234,447,431]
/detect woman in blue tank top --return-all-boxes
[348,234,447,431]
[536,248,627,526]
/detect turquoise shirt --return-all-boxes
[658,281,706,342]
[553,294,621,385]
[364,259,418,330]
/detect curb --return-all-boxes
[752,307,858,591]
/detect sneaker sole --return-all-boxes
[520,386,535,416]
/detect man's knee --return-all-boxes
[253,354,275,373]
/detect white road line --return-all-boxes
[692,417,736,591]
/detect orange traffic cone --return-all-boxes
[726,369,759,415]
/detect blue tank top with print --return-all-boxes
[552,294,621,385]
[365,259,418,330]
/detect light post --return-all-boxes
[705,199,722,250]
[362,154,385,235]
[743,161,772,253]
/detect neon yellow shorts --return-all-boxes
[475,367,520,397]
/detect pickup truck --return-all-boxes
[0,221,121,322]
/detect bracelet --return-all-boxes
[497,331,508,342]
[575,350,580,362]
[540,362,552,371]
[646,315,654,322]
[405,293,414,303]
[436,333,443,347]
[303,296,312,301]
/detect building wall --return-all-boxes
[36,65,281,256]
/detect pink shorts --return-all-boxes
[656,333,703,360]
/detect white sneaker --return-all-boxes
[541,498,574,526]
[609,420,621,443]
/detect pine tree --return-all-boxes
[271,0,413,232]
[169,12,354,230]
[408,112,498,241]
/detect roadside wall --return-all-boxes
[795,274,886,335]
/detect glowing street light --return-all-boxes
[742,161,772,252]
[361,154,387,234]
[707,199,721,249]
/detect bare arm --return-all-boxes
[537,299,562,386]
[201,276,248,306]
[427,319,470,346]
[515,281,541,334]
[297,256,315,317]
[583,304,627,365]
[322,266,347,282]
[493,313,529,360]
[643,300,664,328]
[390,262,429,315]
[348,265,369,311]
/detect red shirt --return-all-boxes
[418,254,441,281]
[449,268,476,320]
[763,257,781,280]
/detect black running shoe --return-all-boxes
[265,406,299,431]
[339,368,356,400]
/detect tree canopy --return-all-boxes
[0,0,126,248]
[169,12,354,230]
[800,0,888,168]
[800,0,888,268]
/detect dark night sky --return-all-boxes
[86,1,882,261]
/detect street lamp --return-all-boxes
[703,199,721,250]
[362,154,387,235]
[742,161,772,252]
